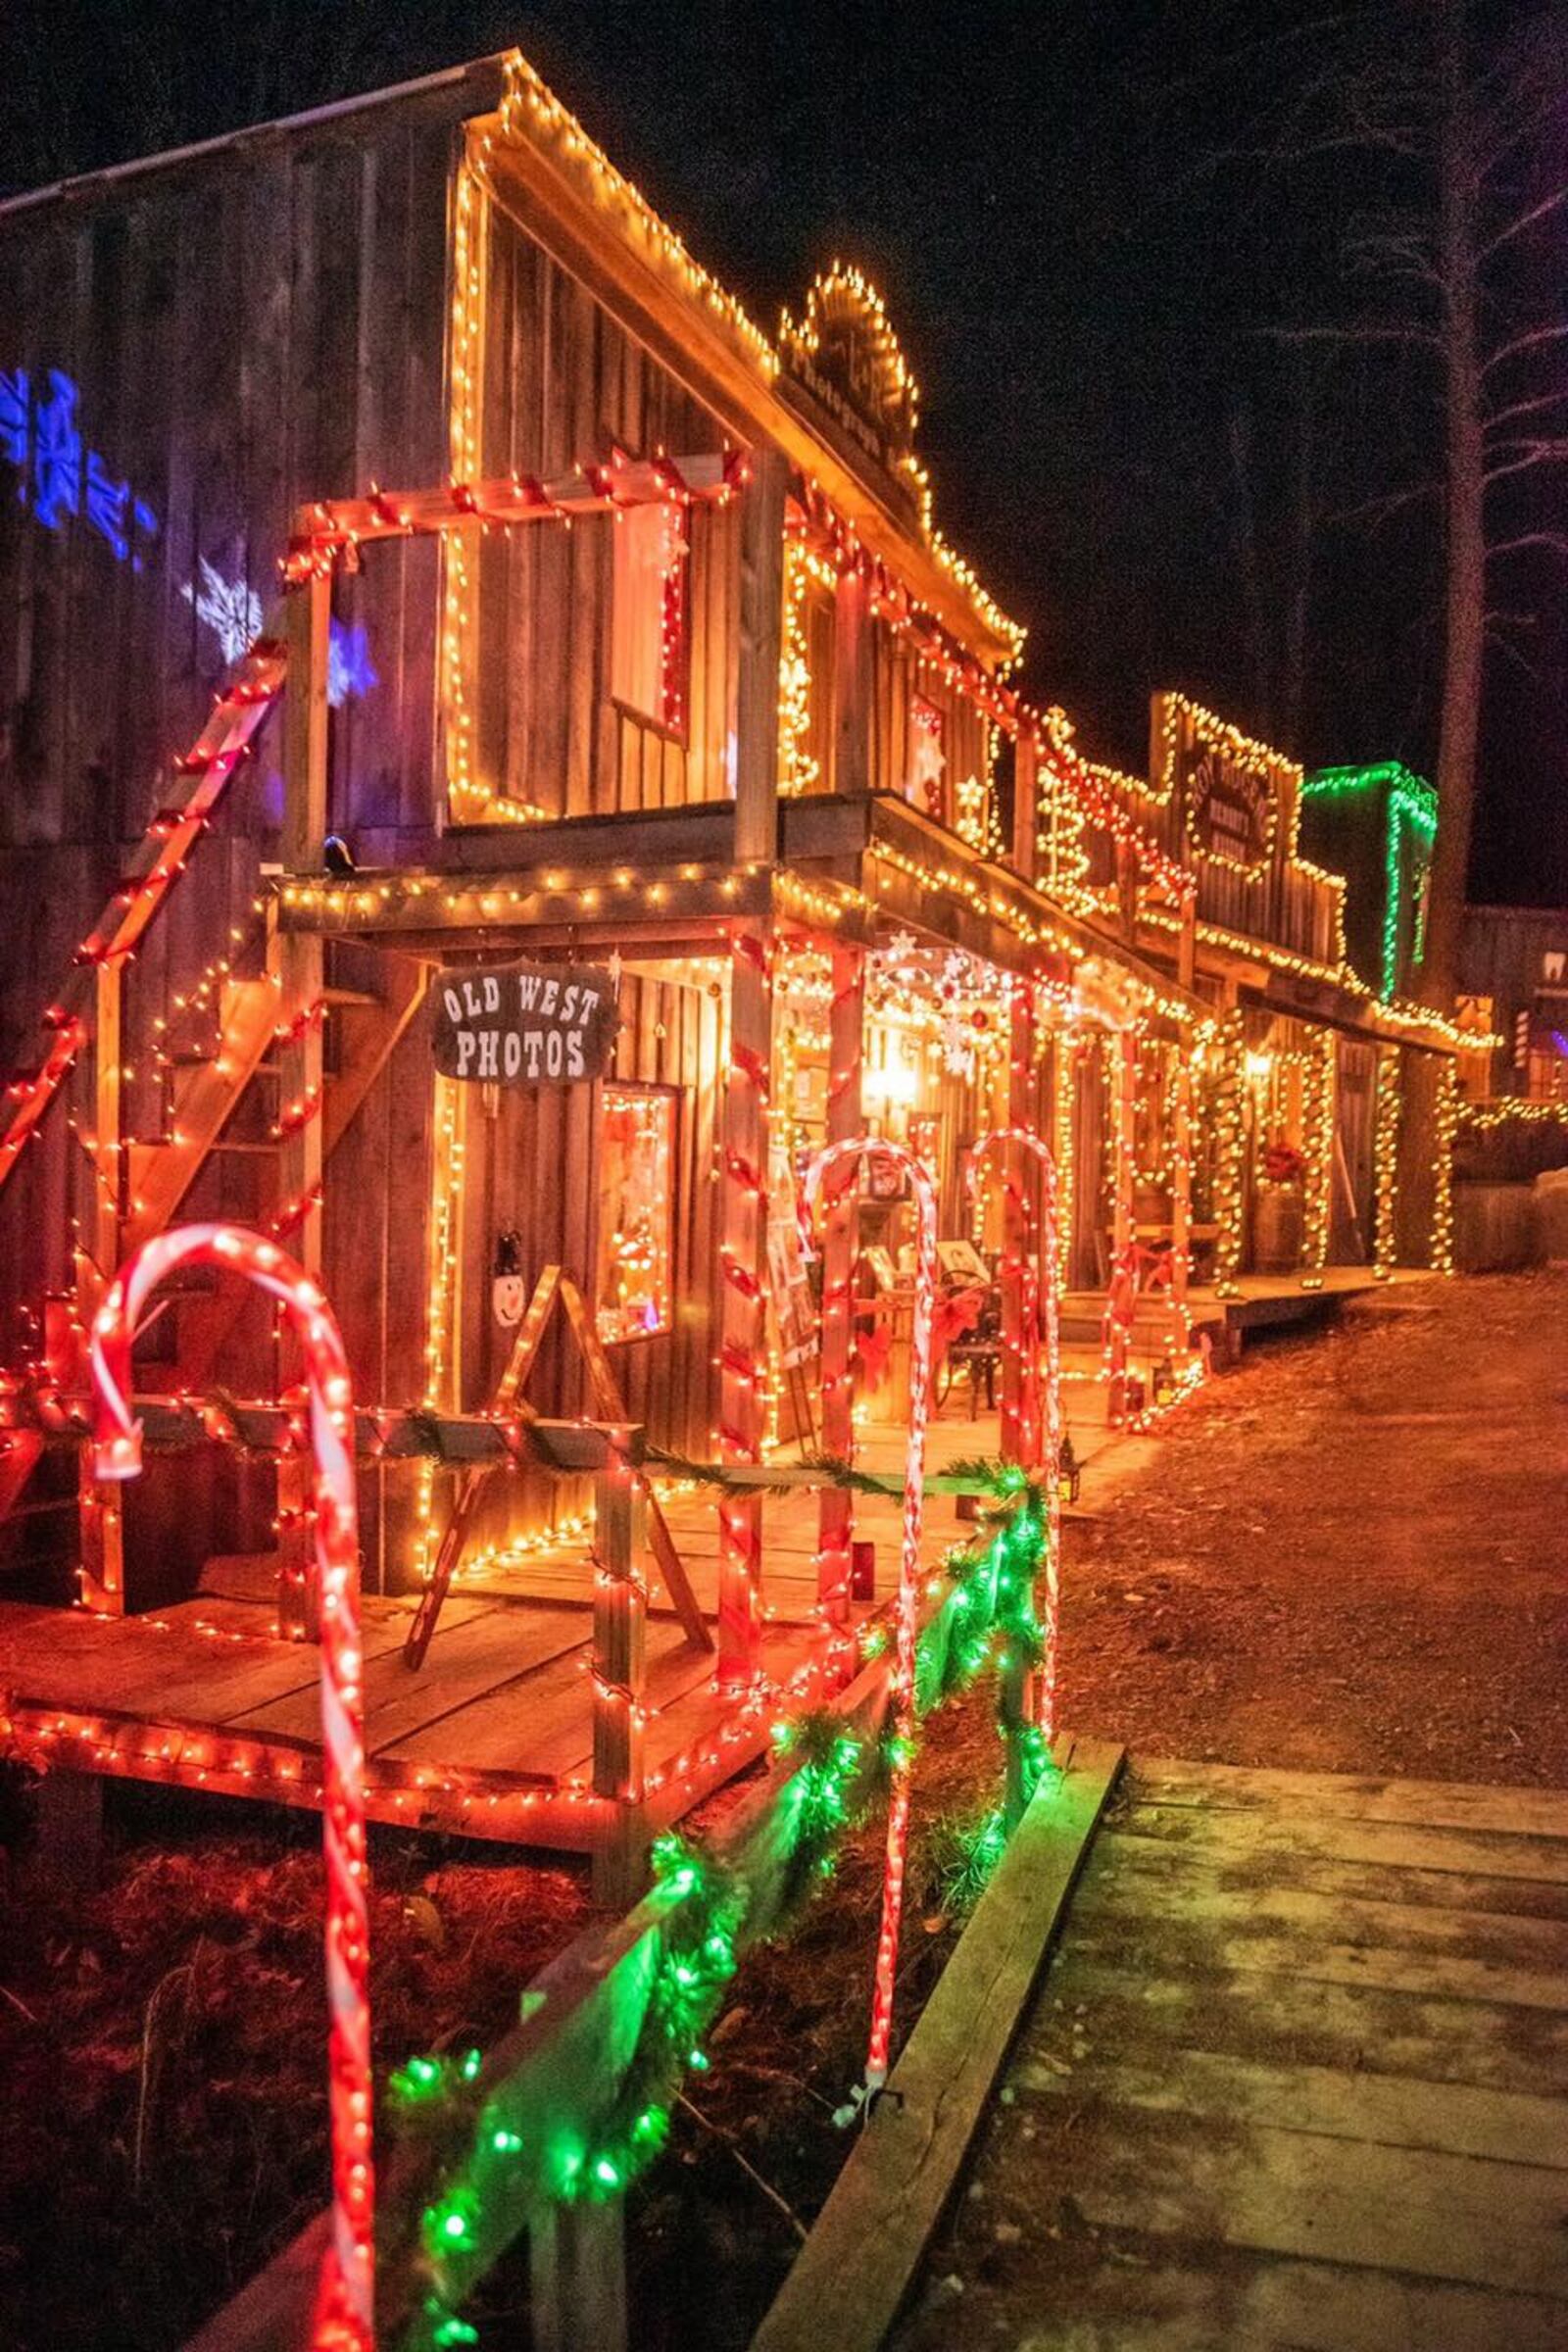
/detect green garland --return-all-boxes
[393,1463,1054,2352]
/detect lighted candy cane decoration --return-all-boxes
[805,1139,936,2104]
[968,1128,1062,1746]
[90,1225,373,2352]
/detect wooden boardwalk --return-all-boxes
[760,1751,1568,2352]
[892,1756,1568,2352]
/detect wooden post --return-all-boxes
[592,1427,649,1907]
[815,563,871,1618]
[1170,1042,1193,1314]
[75,958,126,1612]
[816,943,864,1620]
[733,447,789,869]
[1011,725,1040,885]
[1106,1025,1140,1426]
[529,2196,627,2352]
[1000,989,1039,1467]
[833,564,873,803]
[717,924,772,1690]
[1113,1026,1138,1259]
[35,1768,104,1889]
[1176,888,1198,992]
[275,564,331,1639]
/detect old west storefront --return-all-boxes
[0,50,1463,1871]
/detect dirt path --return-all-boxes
[1062,1270,1568,1786]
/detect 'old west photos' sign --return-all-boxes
[433,959,618,1084]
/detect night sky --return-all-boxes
[4,1,1564,902]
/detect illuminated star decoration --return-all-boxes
[328,619,378,709]
[182,558,263,665]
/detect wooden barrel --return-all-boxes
[1253,1182,1303,1275]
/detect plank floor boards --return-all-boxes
[893,1755,1568,2352]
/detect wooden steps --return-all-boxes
[876,1754,1568,2352]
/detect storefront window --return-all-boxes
[596,1084,675,1343]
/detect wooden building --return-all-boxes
[0,50,1467,1879]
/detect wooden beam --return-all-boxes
[531,2197,627,2352]
[816,944,864,1621]
[734,449,789,869]
[1000,986,1042,1471]
[277,571,331,1638]
[1012,726,1040,885]
[74,958,126,1613]
[591,1427,650,1906]
[290,451,737,559]
[276,865,771,939]
[716,924,772,1689]
[750,1740,1124,2352]
[1170,1044,1193,1311]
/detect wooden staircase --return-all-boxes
[0,616,425,1579]
[126,969,287,1250]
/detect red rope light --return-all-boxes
[805,1138,937,2100]
[89,1224,373,2352]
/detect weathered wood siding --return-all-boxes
[0,90,471,1354]
[468,193,738,817]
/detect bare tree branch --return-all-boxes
[1488,532,1568,561]
[1484,389,1568,432]
[1480,322,1568,379]
[1477,179,1568,262]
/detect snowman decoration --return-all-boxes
[492,1229,526,1328]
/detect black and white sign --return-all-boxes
[432,959,618,1085]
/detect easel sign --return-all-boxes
[432,957,618,1084]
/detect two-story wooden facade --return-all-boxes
[0,51,1467,1864]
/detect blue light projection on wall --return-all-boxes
[1,366,160,567]
[328,621,378,709]
[4,368,378,708]
[183,556,376,706]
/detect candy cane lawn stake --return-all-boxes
[90,1224,373,2352]
[968,1128,1062,1749]
[805,1140,936,2110]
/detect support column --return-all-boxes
[275,563,330,1639]
[1012,726,1040,885]
[1170,1041,1194,1316]
[1373,1043,1401,1283]
[717,924,772,1690]
[1000,986,1041,1467]
[816,943,863,1622]
[1106,1025,1140,1425]
[592,1427,649,1906]
[1212,1004,1248,1301]
[1300,1028,1336,1292]
[74,959,126,1613]
[530,2197,627,2352]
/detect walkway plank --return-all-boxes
[1110,1796,1568,1885]
[765,1754,1568,2352]
[1011,2043,1568,2168]
[1133,1756,1568,1840]
[1008,2105,1568,2298]
[1085,1824,1568,1922]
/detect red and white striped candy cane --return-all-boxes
[968,1127,1062,1740]
[805,1139,936,2096]
[90,1224,374,2351]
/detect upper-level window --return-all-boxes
[612,498,688,734]
[905,696,946,818]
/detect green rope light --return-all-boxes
[1301,762,1437,1002]
[391,1463,1058,2352]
